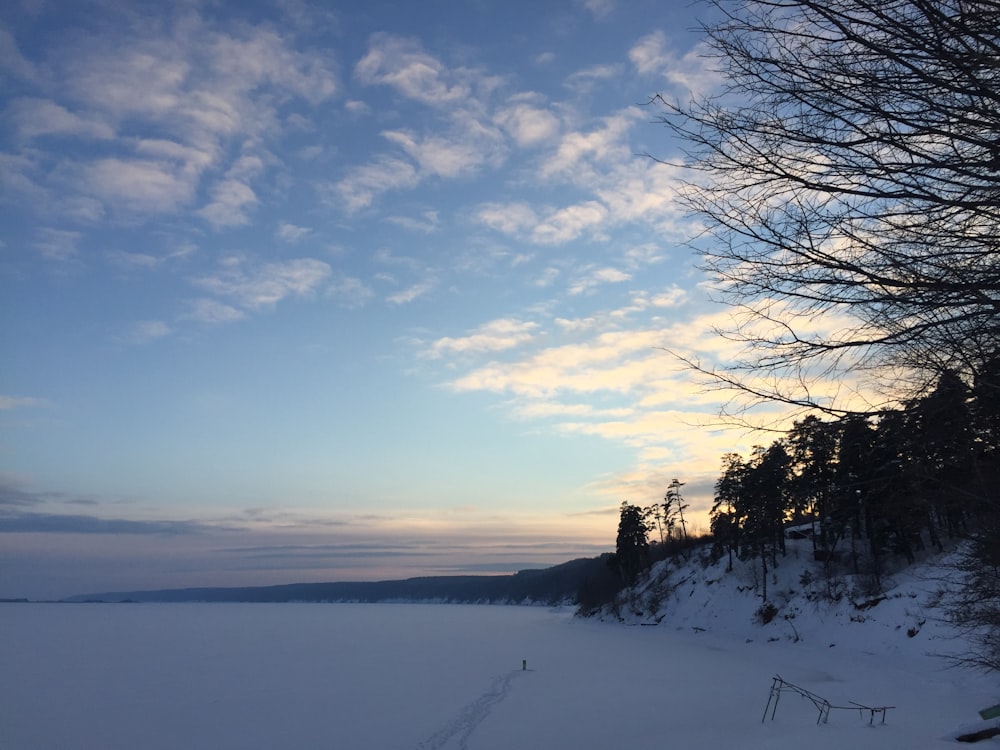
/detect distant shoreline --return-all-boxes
[54,555,612,606]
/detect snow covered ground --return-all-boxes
[1,581,996,749]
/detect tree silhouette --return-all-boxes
[655,0,1000,416]
[614,502,651,585]
[712,453,746,572]
[787,415,840,551]
[664,478,689,541]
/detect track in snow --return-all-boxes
[416,669,527,750]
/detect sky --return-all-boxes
[0,0,778,600]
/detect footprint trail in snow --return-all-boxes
[416,669,526,750]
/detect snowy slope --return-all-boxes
[602,532,963,655]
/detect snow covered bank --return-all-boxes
[1,601,994,749]
[597,533,974,659]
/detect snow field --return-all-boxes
[0,601,994,749]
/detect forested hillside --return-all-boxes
[587,364,997,670]
[596,0,1000,674]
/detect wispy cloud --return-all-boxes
[327,274,375,309]
[474,113,689,251]
[531,201,608,244]
[276,222,312,243]
[427,296,865,512]
[532,266,562,288]
[580,0,615,20]
[623,243,666,268]
[449,327,670,398]
[628,31,721,97]
[387,279,436,305]
[0,395,48,411]
[33,228,80,262]
[384,210,440,233]
[416,292,784,512]
[327,156,420,213]
[567,266,631,296]
[8,8,337,226]
[338,33,515,213]
[0,27,39,84]
[540,111,636,179]
[425,319,539,359]
[594,160,688,229]
[333,116,507,214]
[84,158,199,217]
[106,250,162,271]
[375,248,423,272]
[372,243,437,304]
[0,152,50,210]
[198,178,258,228]
[564,63,623,93]
[354,33,470,106]
[495,100,561,147]
[626,286,688,312]
[0,510,228,535]
[181,298,246,325]
[629,30,672,75]
[475,202,539,235]
[192,257,332,310]
[8,97,114,141]
[344,99,371,115]
[382,127,504,179]
[0,475,62,507]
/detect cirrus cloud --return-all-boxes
[8,8,337,227]
[192,257,332,310]
[354,33,470,106]
[425,318,540,359]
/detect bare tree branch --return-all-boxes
[656,0,999,413]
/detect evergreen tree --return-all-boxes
[913,369,976,536]
[711,453,746,572]
[833,415,876,575]
[787,415,840,551]
[866,409,923,574]
[741,443,791,600]
[614,502,651,585]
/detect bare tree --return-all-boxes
[656,0,1000,416]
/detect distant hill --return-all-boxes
[62,555,615,605]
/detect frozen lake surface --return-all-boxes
[0,602,993,749]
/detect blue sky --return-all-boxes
[0,0,769,599]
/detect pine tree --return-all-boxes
[787,416,840,551]
[711,453,746,572]
[664,478,689,541]
[614,502,651,585]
